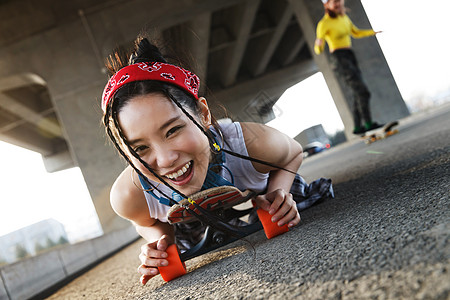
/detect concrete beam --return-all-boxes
[0,94,62,138]
[252,7,293,76]
[80,0,245,58]
[141,0,244,31]
[220,0,260,87]
[0,128,55,156]
[160,13,210,92]
[213,60,318,119]
[282,35,306,67]
[42,149,75,173]
[0,73,46,92]
[183,13,212,94]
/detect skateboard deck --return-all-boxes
[167,186,256,224]
[361,121,399,144]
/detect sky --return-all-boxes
[0,142,103,241]
[0,0,449,240]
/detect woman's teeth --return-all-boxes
[166,161,192,179]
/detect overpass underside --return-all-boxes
[0,0,408,233]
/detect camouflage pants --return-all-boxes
[330,49,372,127]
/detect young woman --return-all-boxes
[102,37,333,284]
[314,0,382,134]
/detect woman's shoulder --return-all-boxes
[110,166,148,220]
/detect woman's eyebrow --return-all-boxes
[128,138,143,147]
[159,116,181,131]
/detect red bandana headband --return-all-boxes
[101,62,200,112]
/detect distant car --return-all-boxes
[303,141,330,158]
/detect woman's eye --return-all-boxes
[166,125,183,137]
[133,145,148,154]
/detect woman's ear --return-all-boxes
[198,97,212,127]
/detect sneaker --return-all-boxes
[353,126,366,134]
[365,122,384,131]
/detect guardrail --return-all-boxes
[0,226,139,300]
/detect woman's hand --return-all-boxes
[137,235,171,285]
[253,189,300,228]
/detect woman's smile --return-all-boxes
[163,160,194,186]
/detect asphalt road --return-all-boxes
[48,104,450,300]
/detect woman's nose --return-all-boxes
[154,148,178,169]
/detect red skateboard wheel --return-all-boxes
[158,244,187,282]
[257,208,289,239]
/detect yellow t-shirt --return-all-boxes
[314,14,375,54]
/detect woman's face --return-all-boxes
[325,0,344,14]
[118,93,211,196]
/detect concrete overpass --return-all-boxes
[0,0,409,234]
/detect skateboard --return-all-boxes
[361,121,399,144]
[158,186,290,282]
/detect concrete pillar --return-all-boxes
[43,21,130,233]
[289,0,409,138]
[0,11,130,233]
[345,0,409,122]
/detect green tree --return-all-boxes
[45,237,56,248]
[34,241,45,253]
[328,130,347,146]
[57,236,68,245]
[15,244,29,259]
[0,257,7,266]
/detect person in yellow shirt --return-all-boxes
[315,0,382,134]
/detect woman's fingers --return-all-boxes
[268,191,300,227]
[139,251,168,268]
[139,244,168,265]
[138,264,160,285]
[253,194,271,211]
[138,263,159,276]
[278,205,301,227]
[138,234,173,284]
[156,235,170,251]
[268,189,288,215]
[140,274,152,286]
